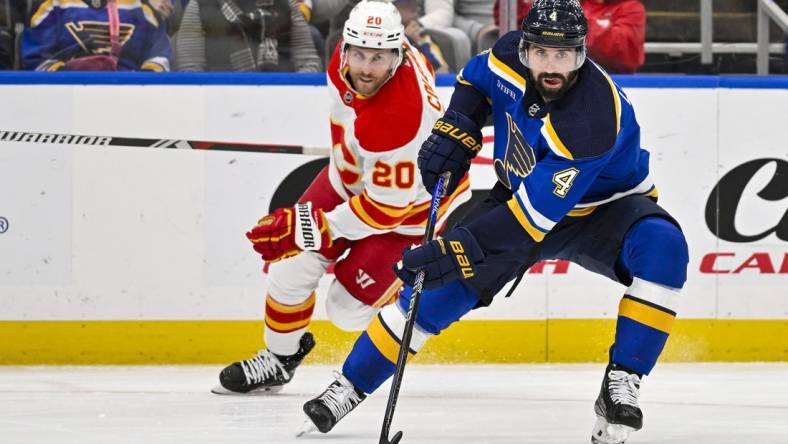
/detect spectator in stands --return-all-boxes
[147,0,175,20]
[784,35,787,72]
[291,0,327,63]
[0,16,12,68]
[0,36,8,69]
[306,0,355,28]
[493,0,530,27]
[494,0,645,73]
[145,0,189,35]
[420,0,497,52]
[1,0,25,69]
[395,0,449,72]
[581,0,645,73]
[174,0,322,72]
[304,0,359,63]
[22,0,171,71]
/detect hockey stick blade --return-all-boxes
[388,431,403,444]
[0,129,330,156]
[379,171,451,444]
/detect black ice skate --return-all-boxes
[211,332,315,395]
[298,372,366,435]
[591,363,643,444]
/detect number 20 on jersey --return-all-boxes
[372,160,415,188]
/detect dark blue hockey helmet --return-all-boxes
[519,0,588,70]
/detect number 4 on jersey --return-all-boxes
[552,167,579,197]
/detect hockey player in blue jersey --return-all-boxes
[22,0,171,71]
[300,1,689,443]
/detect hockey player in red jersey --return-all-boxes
[212,0,471,395]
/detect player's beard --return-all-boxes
[349,70,390,96]
[532,71,578,101]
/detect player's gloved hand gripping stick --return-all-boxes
[418,110,483,196]
[379,171,451,444]
[394,226,484,290]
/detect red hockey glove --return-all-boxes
[246,202,333,263]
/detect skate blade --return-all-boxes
[591,416,635,444]
[210,384,285,396]
[295,417,318,438]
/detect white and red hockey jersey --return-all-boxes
[324,41,471,240]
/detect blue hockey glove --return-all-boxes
[419,110,483,195]
[393,227,485,290]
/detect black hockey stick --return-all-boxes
[0,130,330,156]
[379,171,451,444]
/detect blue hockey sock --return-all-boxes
[342,280,480,394]
[613,295,674,375]
[342,314,406,394]
[612,217,688,375]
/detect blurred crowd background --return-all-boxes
[1,0,786,74]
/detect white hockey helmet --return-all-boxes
[342,0,405,69]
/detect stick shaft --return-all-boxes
[0,130,330,156]
[379,171,450,444]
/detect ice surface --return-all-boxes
[1,363,786,443]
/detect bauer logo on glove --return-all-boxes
[446,239,475,278]
[432,119,482,153]
[246,202,333,263]
[393,227,484,290]
[418,110,483,196]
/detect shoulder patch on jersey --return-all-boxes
[541,62,619,159]
[488,31,529,90]
[354,62,424,153]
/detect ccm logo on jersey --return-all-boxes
[433,121,482,152]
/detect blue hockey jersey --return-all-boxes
[22,0,171,71]
[458,31,656,244]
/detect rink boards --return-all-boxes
[0,74,786,364]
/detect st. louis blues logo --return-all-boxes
[494,113,536,190]
[65,21,135,54]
